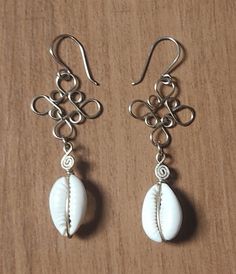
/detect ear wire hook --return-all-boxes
[49,34,99,86]
[132,36,181,86]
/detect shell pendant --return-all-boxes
[49,174,87,237]
[142,164,182,242]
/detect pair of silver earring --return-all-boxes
[31,34,195,242]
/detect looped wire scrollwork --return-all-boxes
[31,71,102,141]
[129,36,195,150]
[31,34,102,143]
[129,75,195,148]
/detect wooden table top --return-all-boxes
[1,0,236,273]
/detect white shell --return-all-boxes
[142,183,182,242]
[49,174,87,237]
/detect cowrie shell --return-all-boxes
[49,174,87,237]
[142,183,182,242]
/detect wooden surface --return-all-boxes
[1,0,236,273]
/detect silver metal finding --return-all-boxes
[31,34,103,168]
[61,141,75,172]
[65,173,72,238]
[132,36,181,86]
[129,36,195,149]
[155,147,170,182]
[49,34,99,86]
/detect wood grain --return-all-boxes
[1,0,236,273]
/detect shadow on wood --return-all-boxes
[75,159,104,238]
[166,167,198,243]
[171,188,198,243]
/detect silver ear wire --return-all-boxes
[31,33,102,146]
[129,36,195,150]
[49,34,99,86]
[132,36,181,86]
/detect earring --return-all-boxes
[129,36,195,243]
[31,34,102,238]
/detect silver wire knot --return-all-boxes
[31,34,102,142]
[129,36,195,148]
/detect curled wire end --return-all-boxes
[93,81,100,86]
